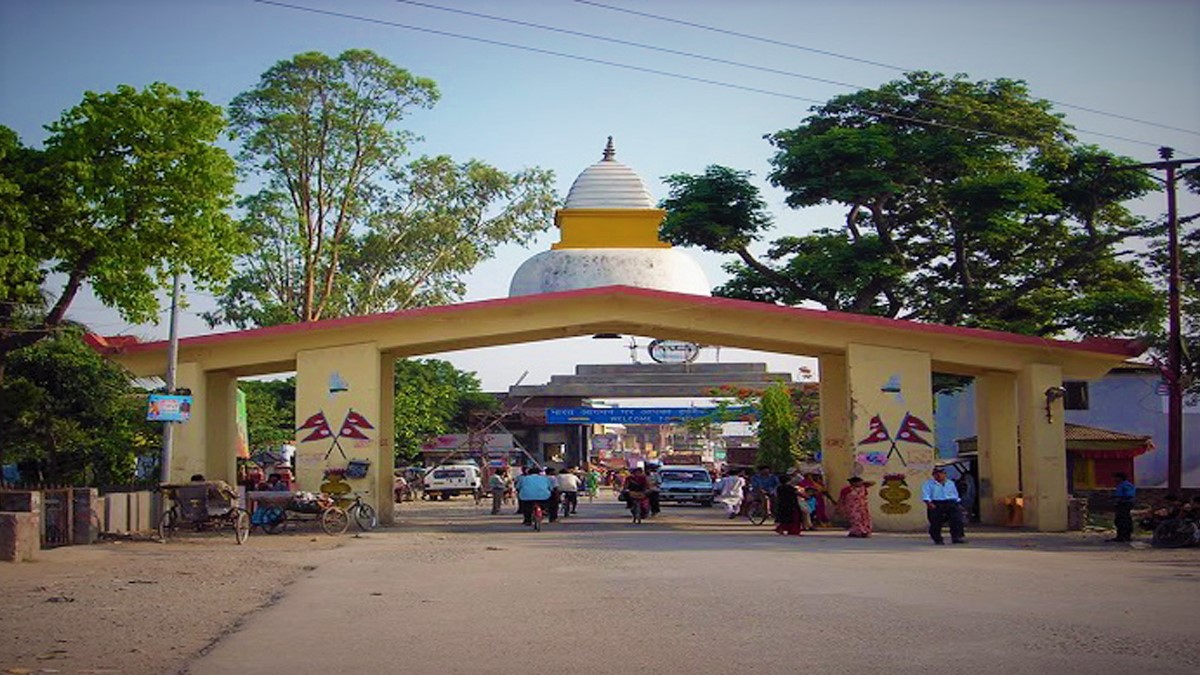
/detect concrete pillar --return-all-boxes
[846,343,936,531]
[296,342,382,518]
[205,370,240,485]
[378,353,396,525]
[818,353,853,507]
[975,371,1019,525]
[171,362,208,483]
[1018,363,1068,531]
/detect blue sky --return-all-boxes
[2,0,1198,393]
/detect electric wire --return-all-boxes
[572,0,1200,138]
[395,0,1185,152]
[253,1,1167,151]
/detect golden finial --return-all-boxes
[602,136,615,161]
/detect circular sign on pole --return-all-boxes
[648,339,701,364]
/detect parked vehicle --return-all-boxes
[422,464,482,500]
[657,465,714,507]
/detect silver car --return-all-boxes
[657,466,714,507]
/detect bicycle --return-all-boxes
[746,493,772,526]
[338,493,378,532]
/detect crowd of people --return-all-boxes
[484,466,604,525]
[485,461,972,543]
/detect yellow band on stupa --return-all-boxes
[553,208,671,249]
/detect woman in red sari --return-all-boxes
[839,476,875,537]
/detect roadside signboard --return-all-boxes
[547,407,754,425]
[147,394,192,422]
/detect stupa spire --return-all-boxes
[602,136,615,161]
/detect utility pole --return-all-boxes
[1116,148,1200,494]
[160,273,181,484]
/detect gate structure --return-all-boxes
[89,285,1141,531]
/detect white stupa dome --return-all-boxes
[509,248,711,296]
[509,137,710,298]
[563,154,654,209]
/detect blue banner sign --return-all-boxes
[147,394,193,422]
[546,407,755,425]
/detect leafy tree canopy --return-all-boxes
[660,72,1161,339]
[393,358,497,462]
[209,50,558,329]
[0,83,242,380]
[239,378,296,453]
[0,329,158,486]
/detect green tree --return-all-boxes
[0,84,242,382]
[661,72,1160,338]
[0,330,158,486]
[211,50,557,328]
[393,359,497,462]
[756,382,801,473]
[239,378,296,452]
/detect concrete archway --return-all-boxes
[92,285,1142,530]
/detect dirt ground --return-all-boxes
[3,498,1198,675]
[0,529,349,675]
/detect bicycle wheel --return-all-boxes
[321,507,349,535]
[352,502,378,531]
[158,507,178,542]
[233,509,251,544]
[748,501,769,526]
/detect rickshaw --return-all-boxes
[158,481,251,544]
[248,490,349,535]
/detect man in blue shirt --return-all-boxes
[750,465,781,516]
[921,467,966,545]
[1108,472,1136,542]
[515,467,554,526]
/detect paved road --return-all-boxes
[186,495,1199,675]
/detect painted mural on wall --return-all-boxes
[297,409,376,460]
[879,473,913,514]
[850,364,937,525]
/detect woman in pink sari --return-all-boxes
[838,476,875,538]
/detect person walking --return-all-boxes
[921,467,966,545]
[716,470,746,519]
[489,468,511,515]
[1108,471,1136,542]
[838,476,874,537]
[773,476,806,536]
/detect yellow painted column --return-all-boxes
[204,371,240,485]
[295,343,382,518]
[818,353,853,507]
[847,343,936,531]
[171,362,208,484]
[378,353,397,525]
[1017,363,1068,531]
[975,371,1019,525]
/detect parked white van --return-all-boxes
[422,464,482,500]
